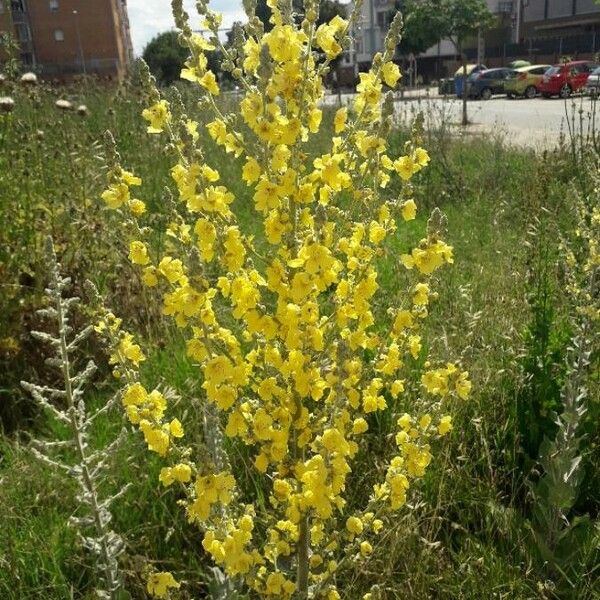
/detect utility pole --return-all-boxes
[369,0,376,57]
[515,0,522,44]
[73,9,86,75]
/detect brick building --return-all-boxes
[0,0,133,79]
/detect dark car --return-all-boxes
[538,61,598,98]
[467,68,515,100]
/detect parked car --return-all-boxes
[454,64,487,98]
[538,61,598,98]
[585,66,600,95]
[467,68,515,100]
[504,64,552,99]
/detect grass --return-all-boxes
[0,79,598,599]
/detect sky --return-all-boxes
[127,0,247,55]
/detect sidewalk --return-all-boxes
[324,87,444,103]
[396,86,442,100]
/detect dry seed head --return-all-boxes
[20,71,38,85]
[55,99,73,111]
[0,96,14,112]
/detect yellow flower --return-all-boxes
[334,107,347,134]
[265,25,305,63]
[158,256,185,284]
[414,147,430,167]
[243,37,260,74]
[352,418,368,435]
[160,463,192,487]
[147,571,180,598]
[394,155,418,181]
[360,541,373,556]
[438,416,453,436]
[401,199,417,221]
[122,383,147,407]
[142,266,158,287]
[308,107,323,134]
[120,170,142,186]
[382,61,402,88]
[101,183,129,209]
[119,333,145,365]
[455,371,472,399]
[199,70,220,95]
[142,100,170,134]
[169,418,184,438]
[409,335,422,359]
[128,198,146,216]
[129,241,150,265]
[346,516,363,535]
[242,157,261,184]
[315,23,342,60]
[139,420,169,456]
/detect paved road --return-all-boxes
[327,91,600,149]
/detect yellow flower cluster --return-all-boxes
[101,168,146,216]
[100,0,472,596]
[146,571,180,599]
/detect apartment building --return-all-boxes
[341,0,512,81]
[0,0,133,79]
[341,0,600,83]
[522,0,600,38]
[343,0,394,72]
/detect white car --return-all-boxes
[585,66,600,95]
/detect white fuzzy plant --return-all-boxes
[21,238,128,600]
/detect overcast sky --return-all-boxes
[128,0,246,55]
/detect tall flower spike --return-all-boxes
[21,238,128,600]
[101,1,471,597]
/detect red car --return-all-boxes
[538,61,598,98]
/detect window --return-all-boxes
[49,0,59,11]
[54,29,64,41]
[376,11,389,29]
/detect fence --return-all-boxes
[465,32,600,62]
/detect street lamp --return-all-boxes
[73,9,86,75]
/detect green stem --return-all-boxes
[297,514,310,598]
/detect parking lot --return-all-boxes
[327,91,600,148]
[402,93,600,147]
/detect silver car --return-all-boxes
[585,66,600,95]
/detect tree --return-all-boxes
[255,0,346,29]
[143,31,190,86]
[143,31,223,87]
[395,0,445,56]
[401,0,495,125]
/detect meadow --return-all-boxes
[0,70,598,600]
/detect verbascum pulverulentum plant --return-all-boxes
[21,239,128,600]
[527,171,599,592]
[100,1,471,598]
